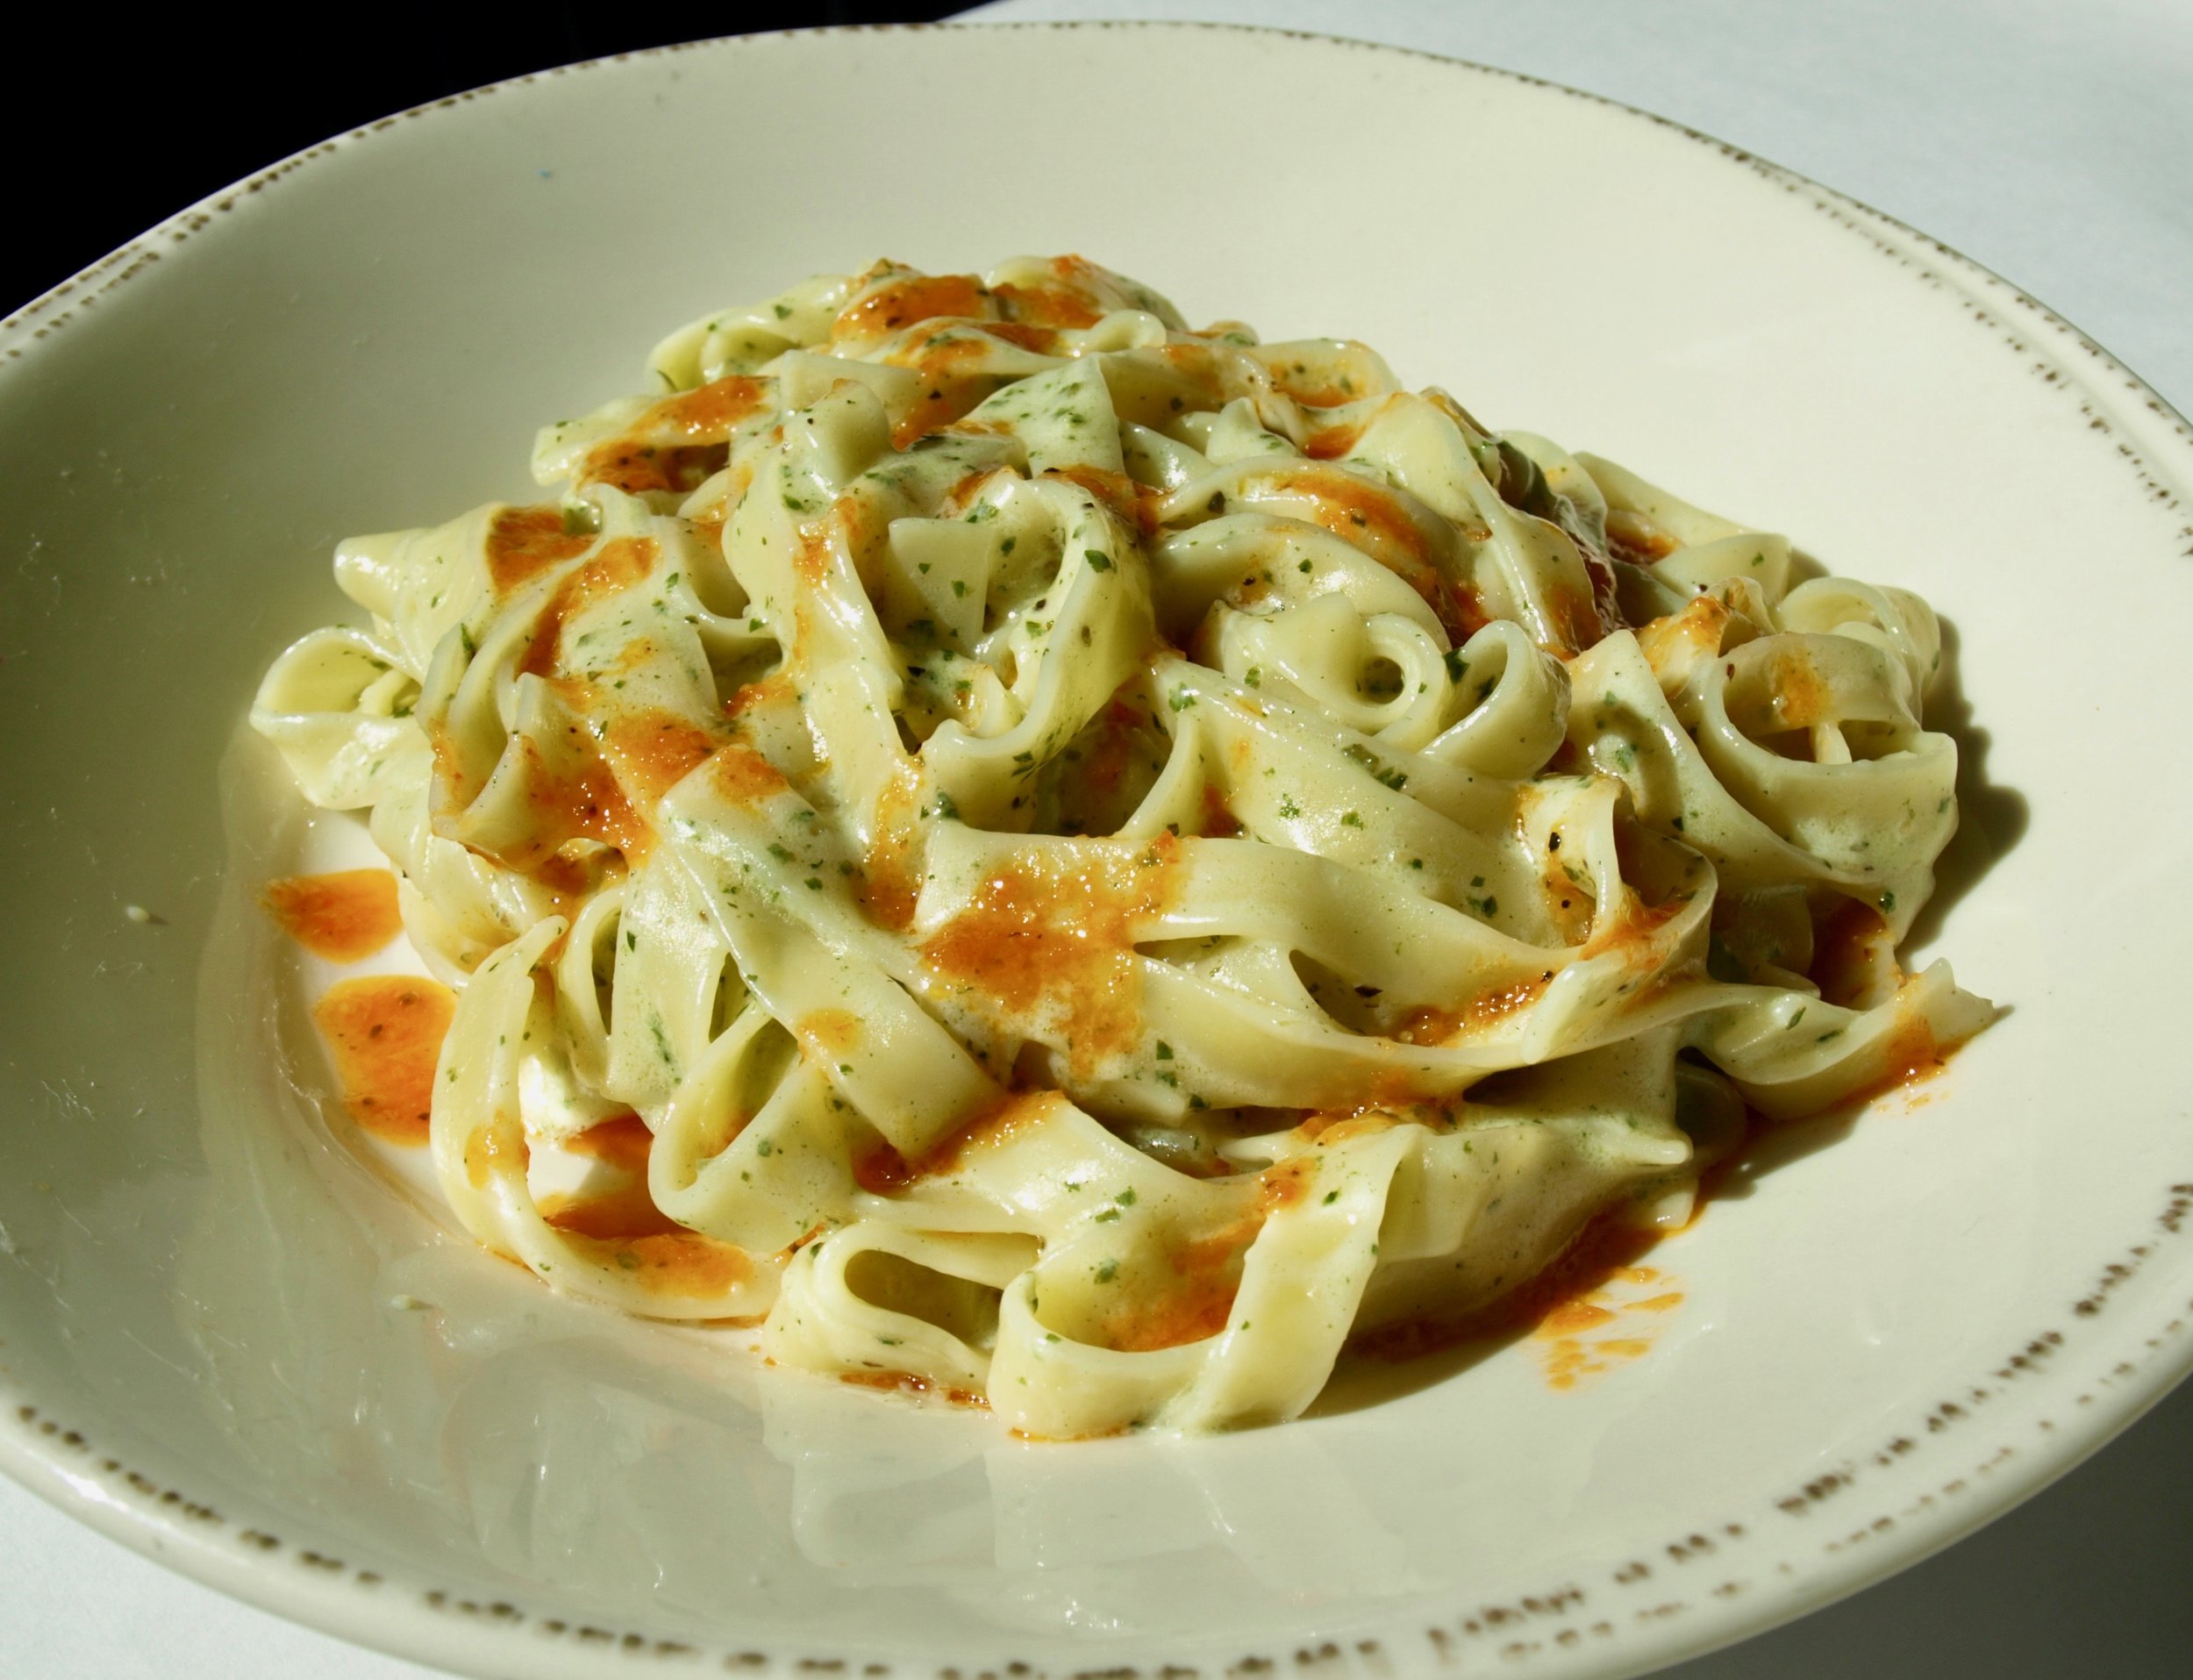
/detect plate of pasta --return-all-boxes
[0,22,2185,1680]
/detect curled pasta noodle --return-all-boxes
[253,255,1993,1435]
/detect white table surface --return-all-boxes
[7,2,2190,1674]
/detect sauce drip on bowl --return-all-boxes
[312,976,457,1146]
[261,869,403,963]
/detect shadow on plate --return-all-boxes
[1904,611,2027,954]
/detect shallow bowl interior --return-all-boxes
[3,24,2191,1680]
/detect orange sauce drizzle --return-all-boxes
[1635,592,1732,678]
[582,442,728,497]
[1604,509,1679,563]
[1828,1014,1949,1110]
[850,1138,915,1196]
[538,1189,686,1240]
[1353,1211,1667,1369]
[833,273,991,345]
[1764,646,1833,731]
[1392,973,1553,1046]
[723,670,796,721]
[706,739,792,806]
[528,1114,748,1292]
[262,869,403,962]
[1261,465,1431,565]
[463,1114,526,1188]
[881,332,996,446]
[1260,1155,1314,1212]
[986,319,1062,354]
[1244,463,1484,640]
[886,325,1069,447]
[793,524,835,586]
[1580,887,1690,962]
[485,505,593,597]
[850,1090,1059,1196]
[1289,1109,1404,1148]
[516,535,657,680]
[991,283,1102,331]
[1533,1253,1683,1390]
[539,1116,685,1240]
[993,257,1107,329]
[1275,378,1357,410]
[1540,847,1596,947]
[601,711,721,809]
[1198,783,1241,839]
[1100,1244,1247,1353]
[650,374,771,439]
[311,976,457,1146]
[516,738,649,866]
[893,382,983,449]
[1083,1156,1322,1355]
[798,1009,861,1058]
[855,769,924,933]
[566,1112,654,1171]
[578,375,772,493]
[1098,1167,1311,1355]
[564,1230,751,1296]
[1304,423,1363,461]
[918,833,1181,1079]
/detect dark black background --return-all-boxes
[4,6,957,318]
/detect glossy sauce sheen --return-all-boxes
[311,976,458,1146]
[261,869,404,963]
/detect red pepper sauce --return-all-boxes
[918,833,1181,1080]
[262,869,403,963]
[534,1117,747,1295]
[538,1115,685,1240]
[311,976,457,1146]
[850,1090,1059,1196]
[485,505,594,597]
[515,535,658,680]
[564,1229,751,1297]
[833,273,991,347]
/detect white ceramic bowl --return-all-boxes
[4,23,2189,1680]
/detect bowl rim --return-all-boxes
[5,19,2193,1680]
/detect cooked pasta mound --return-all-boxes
[254,255,1992,1435]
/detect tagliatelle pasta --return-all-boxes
[252,255,1992,1436]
